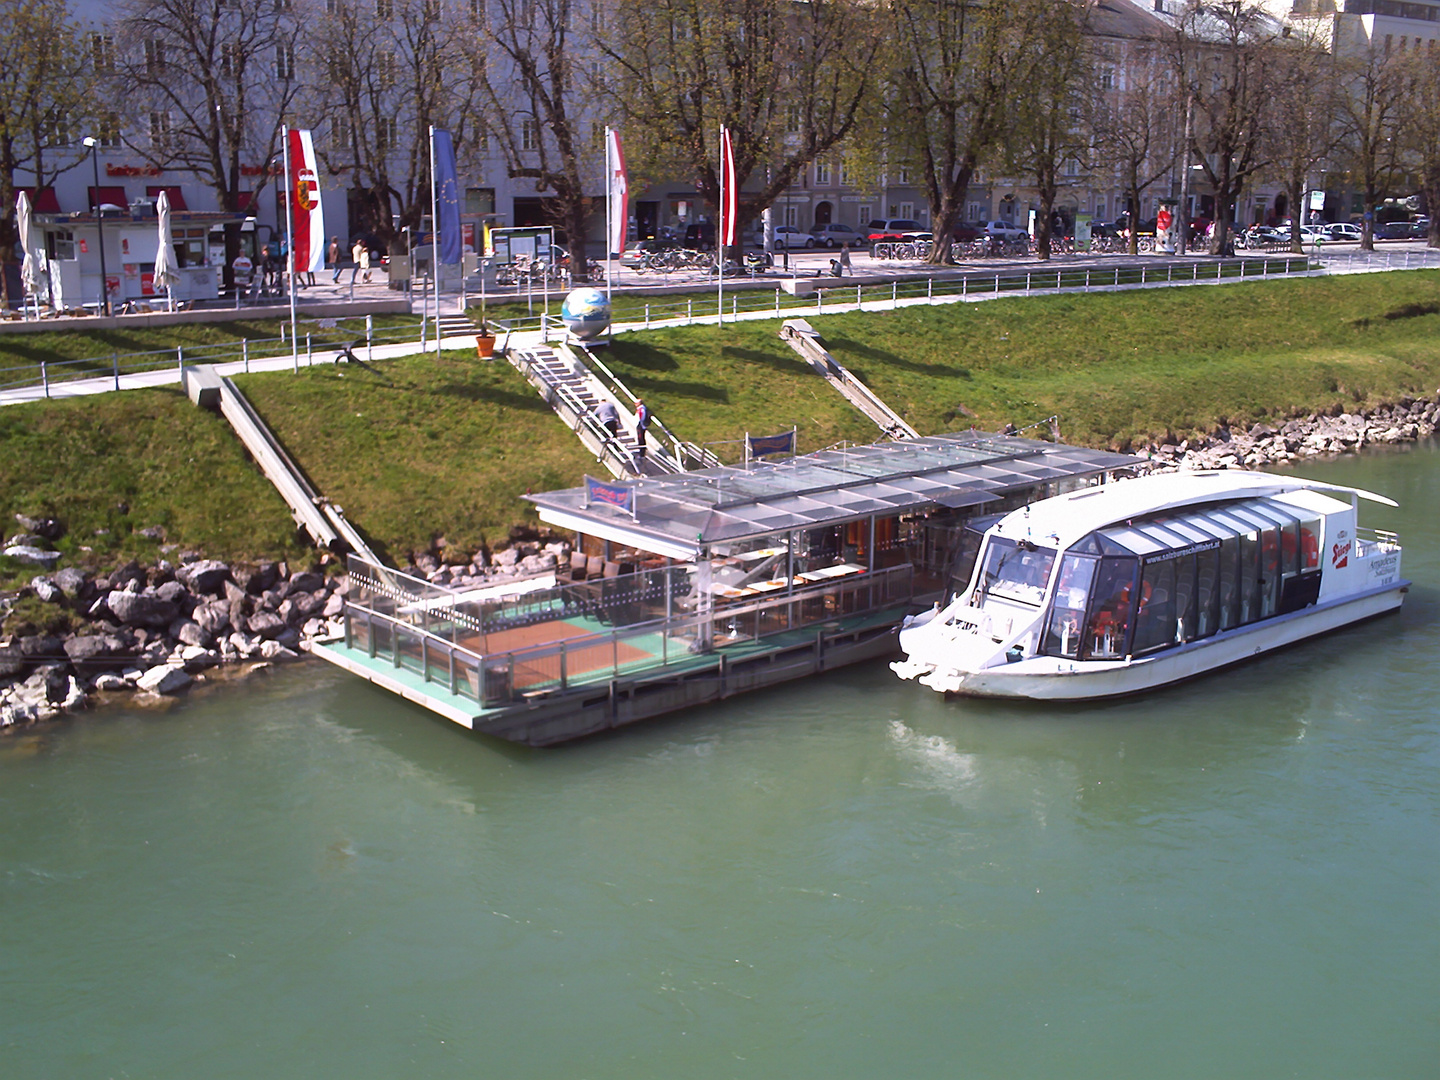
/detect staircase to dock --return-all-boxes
[507,340,721,478]
[780,318,919,441]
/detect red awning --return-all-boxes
[146,185,187,211]
[16,186,61,213]
[88,185,128,211]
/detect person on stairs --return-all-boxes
[634,398,652,466]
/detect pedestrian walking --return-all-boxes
[838,245,851,275]
[596,399,621,439]
[351,239,365,285]
[359,243,372,283]
[329,236,341,283]
[634,398,652,464]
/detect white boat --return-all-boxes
[892,470,1407,700]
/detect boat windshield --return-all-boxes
[979,537,1056,606]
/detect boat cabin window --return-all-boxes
[950,515,1002,599]
[1299,519,1321,570]
[978,537,1056,607]
[1043,555,1096,658]
[1134,558,1176,653]
[1081,557,1137,659]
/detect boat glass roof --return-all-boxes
[1091,496,1311,558]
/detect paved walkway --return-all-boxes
[3,243,1436,409]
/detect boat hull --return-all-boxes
[902,581,1407,701]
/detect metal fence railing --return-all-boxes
[0,315,421,397]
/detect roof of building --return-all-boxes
[525,432,1142,560]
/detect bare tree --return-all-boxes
[0,0,93,308]
[602,0,881,262]
[1400,44,1440,249]
[1335,40,1408,251]
[474,0,596,277]
[888,0,1032,265]
[1172,0,1278,255]
[307,0,481,250]
[1005,0,1092,260]
[1266,25,1341,253]
[1090,36,1179,255]
[112,0,302,282]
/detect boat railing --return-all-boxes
[1355,526,1401,555]
[340,563,915,708]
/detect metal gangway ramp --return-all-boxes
[183,364,384,565]
[507,339,721,478]
[780,318,920,441]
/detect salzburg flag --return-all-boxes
[607,127,628,256]
[287,128,324,274]
[720,126,737,247]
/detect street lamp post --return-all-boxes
[82,136,110,316]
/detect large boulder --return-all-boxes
[285,570,325,596]
[245,610,287,640]
[3,545,61,568]
[177,559,231,595]
[244,563,281,596]
[54,567,90,598]
[106,590,181,629]
[30,577,62,603]
[15,513,64,541]
[0,644,28,680]
[135,664,192,695]
[64,634,136,674]
[194,601,231,637]
[18,635,65,661]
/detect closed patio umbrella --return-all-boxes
[16,191,50,318]
[152,190,180,311]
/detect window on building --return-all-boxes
[898,201,914,219]
[521,118,540,150]
[376,117,398,154]
[99,113,121,148]
[897,166,909,185]
[815,160,831,186]
[45,110,71,147]
[276,43,295,80]
[784,205,798,227]
[377,0,392,17]
[839,160,853,187]
[144,39,165,73]
[857,204,872,225]
[221,42,238,78]
[785,104,801,133]
[90,33,115,74]
[332,117,351,149]
[967,202,984,221]
[150,111,171,152]
[1100,67,1114,90]
[466,188,496,214]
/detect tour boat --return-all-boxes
[891,470,1407,699]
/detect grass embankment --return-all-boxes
[3,270,1439,588]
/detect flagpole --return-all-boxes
[282,124,298,372]
[429,124,440,356]
[604,126,613,303]
[717,127,724,327]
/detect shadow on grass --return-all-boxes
[429,383,550,411]
[623,374,730,403]
[824,335,971,379]
[721,346,809,374]
[609,342,679,372]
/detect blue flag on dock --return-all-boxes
[747,430,795,459]
[432,128,462,266]
[585,475,635,516]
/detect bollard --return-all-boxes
[927,277,933,303]
[113,350,120,391]
[645,304,650,328]
[892,282,898,309]
[177,346,184,378]
[306,332,312,365]
[857,284,862,309]
[243,338,249,373]
[41,360,48,398]
[775,289,781,315]
[688,298,692,323]
[367,314,373,363]
[1026,271,1031,294]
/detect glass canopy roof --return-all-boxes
[526,432,1140,557]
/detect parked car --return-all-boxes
[951,222,986,242]
[985,220,1029,241]
[811,223,867,248]
[865,218,927,242]
[774,225,817,249]
[683,222,716,249]
[1409,217,1430,238]
[1241,225,1287,246]
[618,236,680,267]
[1324,222,1363,242]
[1374,220,1414,240]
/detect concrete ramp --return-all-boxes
[184,365,384,564]
[780,318,919,441]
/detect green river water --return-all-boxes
[3,445,1438,1079]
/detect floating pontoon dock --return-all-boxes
[310,431,1142,744]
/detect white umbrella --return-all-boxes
[16,192,50,318]
[152,190,180,311]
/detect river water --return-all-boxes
[3,445,1438,1079]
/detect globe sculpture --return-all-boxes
[560,287,612,340]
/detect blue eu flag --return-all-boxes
[433,128,462,266]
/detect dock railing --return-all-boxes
[340,559,916,708]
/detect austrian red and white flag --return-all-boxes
[607,127,628,256]
[720,126,737,247]
[287,128,324,275]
